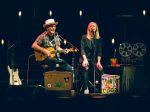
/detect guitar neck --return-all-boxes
[50,49,66,54]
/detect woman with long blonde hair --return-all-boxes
[80,21,103,94]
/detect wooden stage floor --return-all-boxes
[0,84,149,112]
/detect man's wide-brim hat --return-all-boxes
[43,19,58,28]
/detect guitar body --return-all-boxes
[7,65,22,85]
[34,47,56,61]
[46,47,56,58]
[34,47,78,61]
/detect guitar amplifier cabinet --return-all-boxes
[44,71,73,90]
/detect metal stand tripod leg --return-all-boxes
[94,65,96,94]
[93,66,102,94]
[79,81,98,92]
[79,82,84,92]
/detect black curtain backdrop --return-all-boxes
[0,0,149,86]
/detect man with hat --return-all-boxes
[32,19,73,72]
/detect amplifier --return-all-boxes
[44,71,73,90]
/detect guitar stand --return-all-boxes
[7,41,15,85]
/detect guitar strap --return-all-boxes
[54,34,61,58]
[49,39,55,47]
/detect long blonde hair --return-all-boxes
[87,22,101,39]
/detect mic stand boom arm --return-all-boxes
[58,35,79,51]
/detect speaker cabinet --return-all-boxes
[44,71,73,90]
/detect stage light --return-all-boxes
[1,39,4,45]
[18,11,22,17]
[142,10,146,16]
[111,38,116,58]
[79,10,83,16]
[49,10,52,16]
[112,38,115,45]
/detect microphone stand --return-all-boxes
[92,32,97,94]
[58,35,79,88]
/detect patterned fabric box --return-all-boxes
[101,74,120,94]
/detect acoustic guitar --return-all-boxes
[34,47,78,61]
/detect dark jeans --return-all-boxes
[44,57,73,72]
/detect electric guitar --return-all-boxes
[34,47,78,61]
[7,65,22,85]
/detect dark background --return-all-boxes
[0,0,149,83]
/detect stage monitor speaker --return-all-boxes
[44,71,73,90]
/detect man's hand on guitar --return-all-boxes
[64,48,69,54]
[44,49,51,56]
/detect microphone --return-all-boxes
[85,66,89,70]
[54,32,66,44]
[85,63,89,70]
[54,32,59,36]
[57,34,68,45]
[92,30,96,37]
